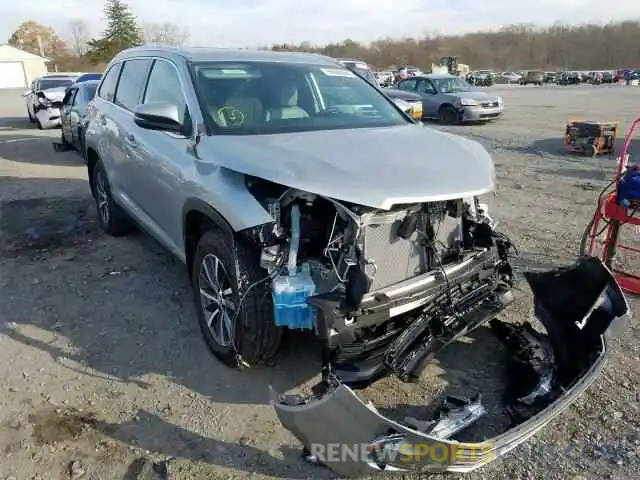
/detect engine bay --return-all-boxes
[245,176,516,386]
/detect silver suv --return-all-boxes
[84,47,627,477]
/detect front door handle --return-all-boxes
[126,133,136,147]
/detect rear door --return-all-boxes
[91,62,123,190]
[104,58,152,207]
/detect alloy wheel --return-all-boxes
[94,169,110,226]
[198,253,237,347]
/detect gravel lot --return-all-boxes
[1,85,639,480]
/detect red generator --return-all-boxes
[581,116,640,294]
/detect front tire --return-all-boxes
[91,159,135,236]
[439,105,459,125]
[191,230,282,367]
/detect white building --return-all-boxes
[0,44,49,89]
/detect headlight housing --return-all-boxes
[459,98,479,106]
[497,96,503,104]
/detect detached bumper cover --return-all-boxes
[270,257,630,477]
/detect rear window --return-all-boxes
[39,78,74,90]
[77,73,103,83]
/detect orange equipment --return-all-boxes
[564,120,618,157]
[581,116,640,294]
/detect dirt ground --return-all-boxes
[1,85,639,480]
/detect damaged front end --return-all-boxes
[245,176,516,387]
[270,257,629,477]
[34,90,64,129]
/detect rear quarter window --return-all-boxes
[98,63,123,102]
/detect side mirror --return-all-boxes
[133,102,184,134]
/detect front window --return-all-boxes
[432,77,473,94]
[39,78,74,90]
[191,61,409,135]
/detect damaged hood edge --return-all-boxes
[200,124,496,210]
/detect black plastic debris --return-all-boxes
[404,394,486,439]
[490,319,556,425]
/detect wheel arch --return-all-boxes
[86,147,100,195]
[182,198,236,276]
[439,102,457,112]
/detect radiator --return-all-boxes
[361,212,426,291]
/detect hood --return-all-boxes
[447,90,498,101]
[201,124,495,209]
[383,88,422,102]
[39,87,67,102]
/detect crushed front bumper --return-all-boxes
[270,257,630,477]
[34,107,62,129]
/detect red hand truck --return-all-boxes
[581,116,640,294]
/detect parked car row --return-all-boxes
[465,68,638,86]
[23,71,103,129]
[333,58,503,125]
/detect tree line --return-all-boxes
[7,0,640,72]
[7,0,188,71]
[273,22,640,71]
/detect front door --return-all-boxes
[125,58,194,248]
[60,87,77,143]
[416,79,439,117]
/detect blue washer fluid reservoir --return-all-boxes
[272,263,317,330]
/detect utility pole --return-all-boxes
[36,34,45,57]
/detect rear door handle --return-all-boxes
[126,133,136,147]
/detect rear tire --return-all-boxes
[27,107,34,123]
[439,105,459,125]
[91,159,135,236]
[191,230,282,367]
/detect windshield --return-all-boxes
[39,78,74,90]
[192,61,408,135]
[432,77,473,94]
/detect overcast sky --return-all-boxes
[1,0,639,48]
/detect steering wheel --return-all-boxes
[216,106,246,127]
